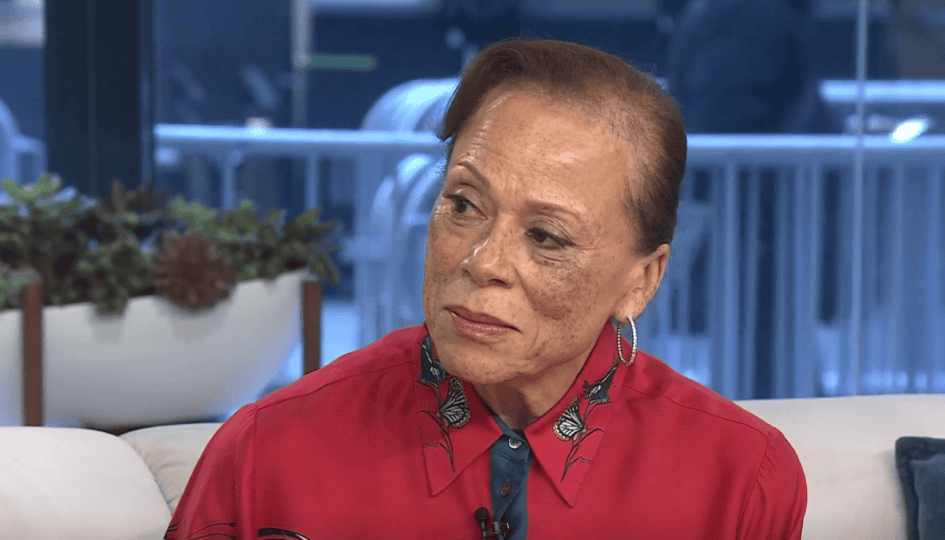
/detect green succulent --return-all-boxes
[0,264,41,311]
[1,174,64,205]
[0,174,340,314]
[166,197,341,285]
[68,233,155,314]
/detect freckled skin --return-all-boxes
[422,88,670,428]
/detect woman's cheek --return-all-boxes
[423,220,446,309]
[518,272,564,324]
[521,254,592,323]
[423,218,462,304]
[529,266,610,361]
[431,222,466,276]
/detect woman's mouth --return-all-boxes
[447,306,515,338]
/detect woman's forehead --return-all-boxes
[451,91,632,185]
[447,92,634,233]
[460,87,631,156]
[473,86,609,129]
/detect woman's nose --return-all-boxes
[460,224,515,287]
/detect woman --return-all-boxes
[168,38,806,539]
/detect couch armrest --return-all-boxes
[0,427,172,540]
[738,394,945,540]
[121,422,223,515]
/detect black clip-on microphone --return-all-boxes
[474,507,511,539]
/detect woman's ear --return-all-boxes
[616,243,671,320]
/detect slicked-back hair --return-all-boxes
[438,38,687,256]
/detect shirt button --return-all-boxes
[501,480,512,497]
[508,437,522,449]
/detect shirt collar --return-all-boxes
[413,322,629,507]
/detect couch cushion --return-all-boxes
[0,427,172,540]
[896,436,945,540]
[121,422,222,514]
[738,394,945,540]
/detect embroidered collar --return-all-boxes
[413,323,629,507]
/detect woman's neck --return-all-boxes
[473,352,589,430]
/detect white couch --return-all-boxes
[1,394,943,540]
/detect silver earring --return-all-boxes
[616,316,637,366]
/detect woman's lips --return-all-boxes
[447,306,515,337]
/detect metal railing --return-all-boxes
[154,124,945,400]
[0,96,46,187]
[663,135,945,399]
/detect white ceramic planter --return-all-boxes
[0,270,305,428]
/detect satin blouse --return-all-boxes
[167,322,807,539]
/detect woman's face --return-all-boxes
[422,89,648,387]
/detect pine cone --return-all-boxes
[152,233,236,309]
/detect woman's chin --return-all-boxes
[438,348,514,386]
[428,317,524,384]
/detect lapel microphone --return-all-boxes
[474,507,511,539]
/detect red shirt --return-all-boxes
[168,323,806,539]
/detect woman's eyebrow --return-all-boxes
[456,159,588,229]
[456,161,491,189]
[526,200,582,222]
[527,202,591,240]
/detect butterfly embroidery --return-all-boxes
[438,377,470,428]
[554,396,586,441]
[554,357,621,482]
[418,334,471,471]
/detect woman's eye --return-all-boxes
[444,194,478,217]
[451,196,471,214]
[527,228,568,249]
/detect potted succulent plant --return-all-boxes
[0,174,340,428]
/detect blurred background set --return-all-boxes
[1,0,944,405]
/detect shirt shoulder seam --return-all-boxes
[621,385,774,439]
[734,431,772,539]
[254,354,416,413]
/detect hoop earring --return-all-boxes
[616,316,637,366]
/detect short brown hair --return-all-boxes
[438,38,687,256]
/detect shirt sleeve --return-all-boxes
[165,404,258,540]
[737,429,808,540]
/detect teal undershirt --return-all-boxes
[490,415,532,540]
